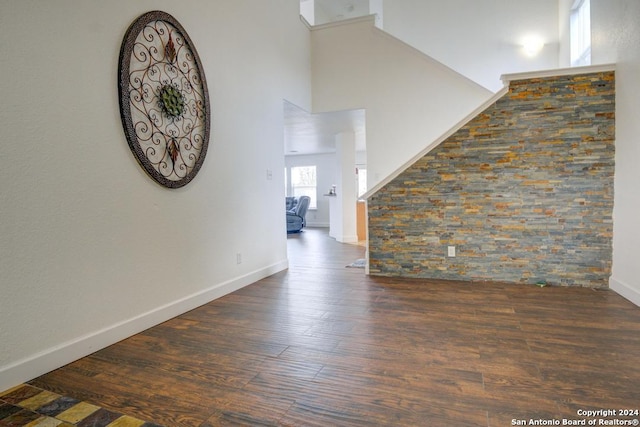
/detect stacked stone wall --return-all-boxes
[368,71,615,287]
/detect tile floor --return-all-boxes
[0,384,162,427]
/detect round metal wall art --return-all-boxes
[118,11,210,188]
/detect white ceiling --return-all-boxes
[283,101,366,156]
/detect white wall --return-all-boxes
[369,0,384,28]
[332,132,358,243]
[558,0,573,67]
[313,1,333,25]
[383,0,560,92]
[300,0,315,24]
[0,0,310,390]
[590,0,640,306]
[311,16,492,191]
[285,153,336,227]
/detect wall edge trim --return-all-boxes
[309,14,376,31]
[501,63,616,84]
[610,276,640,307]
[0,260,289,393]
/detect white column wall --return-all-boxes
[334,132,358,243]
[590,0,640,306]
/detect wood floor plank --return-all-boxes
[23,228,640,426]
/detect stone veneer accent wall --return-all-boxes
[368,71,615,288]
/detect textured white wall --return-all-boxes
[311,17,492,191]
[0,0,310,390]
[383,0,560,92]
[590,0,640,306]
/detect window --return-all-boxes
[570,0,591,66]
[291,166,317,209]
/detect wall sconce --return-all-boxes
[522,35,544,56]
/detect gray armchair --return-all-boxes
[286,196,310,233]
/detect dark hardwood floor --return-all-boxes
[26,228,640,426]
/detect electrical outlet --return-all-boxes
[236,253,242,264]
[447,246,456,257]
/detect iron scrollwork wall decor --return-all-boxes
[118,11,210,188]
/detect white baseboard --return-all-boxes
[305,222,329,228]
[336,234,360,243]
[610,276,640,307]
[0,260,288,393]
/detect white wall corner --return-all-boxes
[0,260,288,393]
[609,277,640,307]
